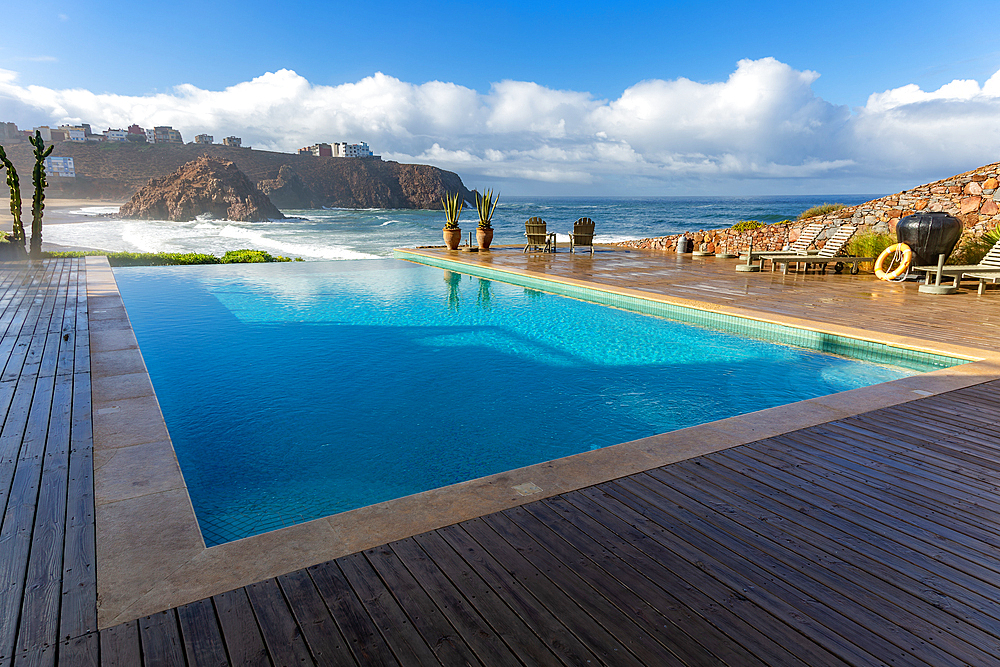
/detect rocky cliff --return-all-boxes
[616,161,1000,254]
[0,142,474,209]
[119,156,285,222]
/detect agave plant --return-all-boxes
[441,191,463,230]
[476,188,499,229]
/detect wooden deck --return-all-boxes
[4,254,1000,665]
[0,259,96,666]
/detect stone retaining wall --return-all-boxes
[616,161,1000,254]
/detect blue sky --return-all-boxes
[2,0,999,195]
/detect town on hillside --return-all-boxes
[0,120,379,178]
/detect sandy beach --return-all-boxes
[0,198,124,251]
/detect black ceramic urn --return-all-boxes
[895,212,963,266]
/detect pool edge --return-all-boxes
[89,254,1000,628]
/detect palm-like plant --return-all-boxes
[29,131,53,259]
[0,145,25,246]
[441,192,463,230]
[476,189,499,229]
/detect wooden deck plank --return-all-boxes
[445,518,640,665]
[56,633,98,667]
[661,455,1000,649]
[523,498,769,667]
[275,569,354,667]
[361,545,482,666]
[245,578,313,666]
[483,508,690,667]
[337,552,439,666]
[16,374,73,655]
[306,559,400,667]
[59,372,96,642]
[212,588,270,666]
[643,463,1000,666]
[0,375,55,664]
[562,488,842,667]
[725,445,1000,587]
[388,536,535,667]
[592,479,892,667]
[98,621,140,667]
[136,610,186,667]
[176,598,230,667]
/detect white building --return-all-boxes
[332,141,373,158]
[105,128,128,142]
[44,156,75,177]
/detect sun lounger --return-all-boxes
[524,217,555,253]
[912,237,1000,294]
[738,222,826,270]
[568,218,595,254]
[764,225,873,275]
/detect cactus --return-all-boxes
[475,188,499,229]
[0,144,26,245]
[28,131,53,259]
[441,191,463,229]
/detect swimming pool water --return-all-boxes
[114,260,933,545]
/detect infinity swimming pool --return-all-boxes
[114,260,951,545]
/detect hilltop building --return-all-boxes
[146,126,184,144]
[333,141,373,158]
[222,136,242,147]
[195,134,214,144]
[298,141,379,159]
[299,143,332,157]
[1,122,28,143]
[105,128,128,142]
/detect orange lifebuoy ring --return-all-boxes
[874,243,912,280]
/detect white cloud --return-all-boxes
[1,59,999,193]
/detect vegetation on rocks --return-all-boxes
[951,226,1000,265]
[730,220,764,232]
[43,249,300,266]
[798,203,846,220]
[847,231,895,270]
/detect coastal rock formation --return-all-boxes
[118,156,285,222]
[257,165,317,209]
[1,142,474,209]
[616,161,1000,254]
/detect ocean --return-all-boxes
[46,195,881,259]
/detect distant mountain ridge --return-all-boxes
[0,142,474,210]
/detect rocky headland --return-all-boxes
[615,162,1000,254]
[0,142,474,210]
[119,156,284,222]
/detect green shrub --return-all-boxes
[950,227,1000,265]
[730,220,764,232]
[42,249,298,266]
[798,203,846,220]
[847,231,895,270]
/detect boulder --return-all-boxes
[119,156,284,222]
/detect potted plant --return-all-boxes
[441,192,463,250]
[476,188,499,250]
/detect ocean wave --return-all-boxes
[218,225,380,260]
[69,206,120,216]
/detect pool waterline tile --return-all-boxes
[89,253,1000,628]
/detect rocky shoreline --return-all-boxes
[616,161,1000,253]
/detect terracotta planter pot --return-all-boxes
[477,227,494,250]
[443,227,462,250]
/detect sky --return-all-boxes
[2,0,999,196]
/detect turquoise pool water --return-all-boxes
[113,260,946,545]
